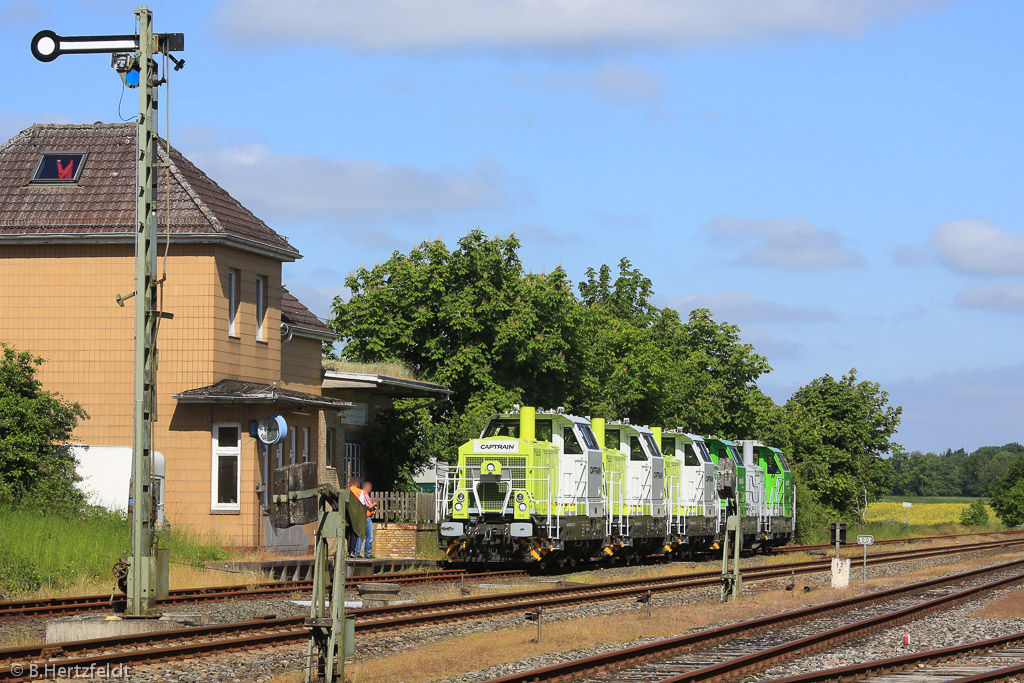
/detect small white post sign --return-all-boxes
[857,534,874,584]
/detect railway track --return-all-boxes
[3,530,1015,623]
[778,529,1024,554]
[0,568,526,620]
[0,538,1021,681]
[483,559,1024,683]
[761,633,1024,683]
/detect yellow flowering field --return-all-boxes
[866,501,993,524]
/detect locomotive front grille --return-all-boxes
[464,456,527,489]
[477,482,506,510]
[465,456,527,512]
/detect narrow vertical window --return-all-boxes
[256,276,266,341]
[302,427,310,463]
[290,428,297,465]
[326,429,336,468]
[228,269,240,337]
[345,441,363,481]
[212,424,241,511]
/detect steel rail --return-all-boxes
[778,529,1024,554]
[946,662,1024,683]
[0,569,525,619]
[483,559,1024,683]
[761,630,1024,683]
[343,538,1024,622]
[4,552,1023,683]
[1,542,1022,679]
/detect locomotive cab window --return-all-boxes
[765,454,781,475]
[776,451,791,471]
[563,427,583,455]
[629,436,647,461]
[578,424,599,450]
[661,437,676,458]
[696,442,714,463]
[683,443,701,467]
[643,434,662,458]
[483,419,519,438]
[605,428,620,451]
[32,151,87,183]
[536,420,553,442]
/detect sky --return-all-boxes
[2,0,1022,454]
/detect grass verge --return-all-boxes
[0,505,230,598]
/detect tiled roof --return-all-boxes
[173,379,348,408]
[0,123,299,260]
[281,286,333,336]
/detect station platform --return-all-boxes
[208,556,442,581]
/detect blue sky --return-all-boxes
[3,0,1022,454]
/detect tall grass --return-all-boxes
[0,505,228,597]
[0,505,128,595]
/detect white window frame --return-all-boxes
[290,428,297,465]
[302,427,310,463]
[256,275,266,341]
[211,423,242,511]
[228,269,239,337]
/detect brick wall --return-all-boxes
[0,241,326,548]
[371,522,437,559]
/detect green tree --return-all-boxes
[0,343,88,508]
[960,499,990,527]
[673,309,774,438]
[329,231,588,480]
[577,259,774,434]
[780,369,901,519]
[330,230,585,412]
[989,455,1024,527]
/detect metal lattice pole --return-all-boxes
[128,5,159,616]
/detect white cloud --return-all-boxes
[891,244,929,267]
[505,64,667,105]
[213,0,947,52]
[930,219,1024,276]
[737,327,799,360]
[183,141,505,227]
[703,216,864,271]
[955,282,1024,313]
[585,65,666,103]
[671,290,832,323]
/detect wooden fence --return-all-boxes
[372,491,436,523]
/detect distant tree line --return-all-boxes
[328,229,904,538]
[889,444,1024,499]
[890,444,1024,527]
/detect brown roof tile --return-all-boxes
[0,123,299,259]
[172,379,347,408]
[281,286,333,335]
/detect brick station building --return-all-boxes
[0,123,344,550]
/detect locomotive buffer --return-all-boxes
[271,462,366,683]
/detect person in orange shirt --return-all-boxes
[347,476,365,556]
[359,481,377,558]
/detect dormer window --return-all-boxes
[31,151,87,184]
